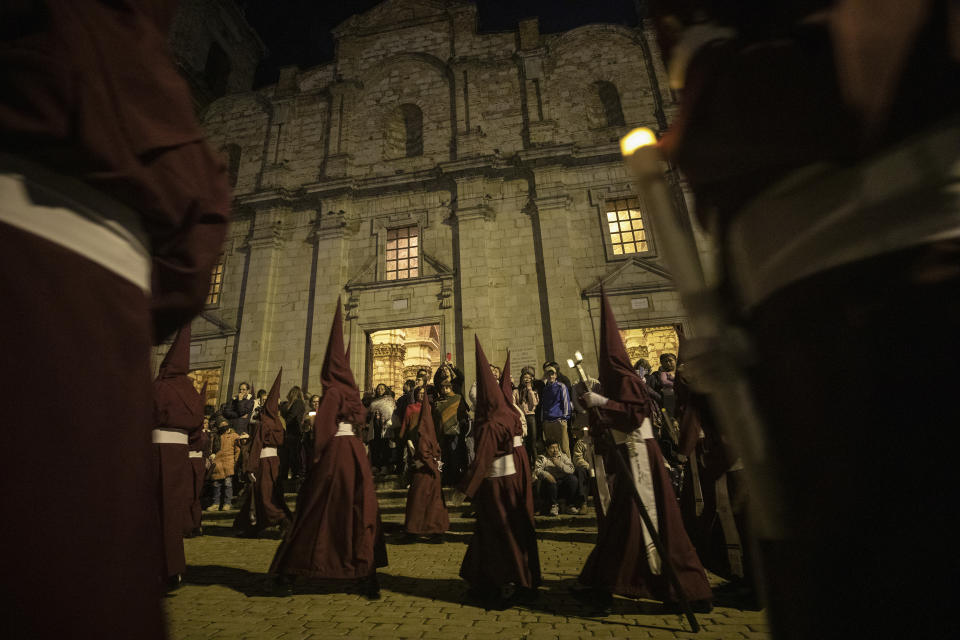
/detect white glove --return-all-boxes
[248,472,257,483]
[450,489,467,506]
[581,391,609,408]
[436,460,444,472]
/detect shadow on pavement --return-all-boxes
[182,564,283,597]
[378,573,687,632]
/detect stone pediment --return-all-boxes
[345,250,453,290]
[192,311,237,340]
[333,0,448,36]
[582,257,674,297]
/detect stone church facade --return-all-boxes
[157,0,714,405]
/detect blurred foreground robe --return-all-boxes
[270,301,387,581]
[153,325,205,584]
[458,337,541,601]
[578,291,711,606]
[404,393,450,536]
[236,370,293,536]
[0,1,229,635]
[657,3,960,636]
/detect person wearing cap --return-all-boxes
[270,300,387,599]
[152,325,206,592]
[235,370,293,537]
[403,392,450,543]
[575,290,711,614]
[453,337,541,609]
[539,363,574,457]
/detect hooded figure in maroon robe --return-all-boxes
[236,369,293,536]
[403,392,450,538]
[1,3,229,636]
[269,300,387,598]
[153,324,205,589]
[500,353,537,524]
[456,337,542,608]
[576,289,712,612]
[185,381,211,537]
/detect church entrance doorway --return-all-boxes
[366,324,443,394]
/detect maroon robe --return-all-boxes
[459,338,541,590]
[500,354,538,524]
[578,289,711,603]
[404,394,450,535]
[0,225,164,638]
[270,301,387,579]
[153,325,205,579]
[236,370,292,534]
[185,427,210,534]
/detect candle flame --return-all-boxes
[566,359,575,369]
[620,128,657,156]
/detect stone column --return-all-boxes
[232,208,285,390]
[453,174,495,386]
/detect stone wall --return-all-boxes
[153,0,711,406]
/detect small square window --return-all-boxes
[605,198,647,257]
[384,225,420,281]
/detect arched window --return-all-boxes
[594,81,625,127]
[204,42,231,99]
[385,104,423,159]
[222,144,241,188]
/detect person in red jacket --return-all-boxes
[236,370,293,537]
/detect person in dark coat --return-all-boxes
[403,392,450,541]
[576,289,712,614]
[452,337,542,609]
[153,325,206,591]
[222,382,254,435]
[270,300,387,598]
[235,370,293,537]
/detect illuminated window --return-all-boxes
[605,198,648,256]
[206,256,224,305]
[385,226,419,281]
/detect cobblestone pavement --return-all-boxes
[167,482,770,640]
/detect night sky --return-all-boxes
[240,0,643,87]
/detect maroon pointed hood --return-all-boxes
[319,298,365,424]
[320,298,359,392]
[598,287,651,417]
[499,351,513,405]
[474,336,514,438]
[154,323,204,431]
[262,368,282,426]
[416,389,440,449]
[159,324,191,378]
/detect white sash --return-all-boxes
[619,418,662,575]
[188,451,203,459]
[260,446,278,458]
[487,453,516,478]
[152,428,189,445]
[0,173,151,292]
[335,422,355,437]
